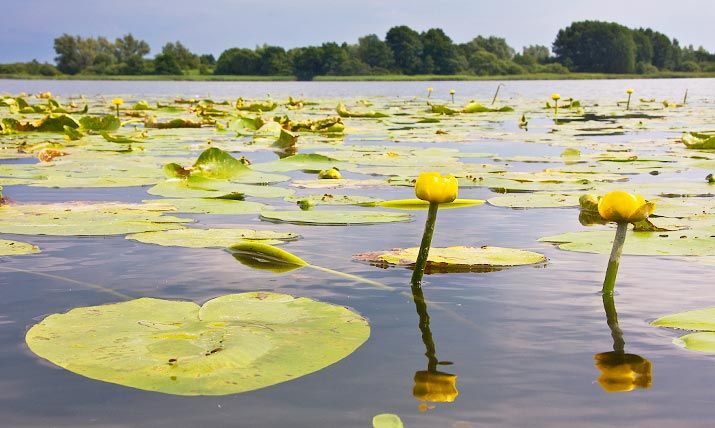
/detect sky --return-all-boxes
[2,0,714,63]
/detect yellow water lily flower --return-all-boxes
[449,89,455,95]
[551,93,561,101]
[594,352,652,393]
[597,190,656,223]
[413,370,459,403]
[415,172,458,204]
[427,87,433,93]
[626,88,634,94]
[111,98,124,106]
[318,168,342,179]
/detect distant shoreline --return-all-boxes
[1,72,714,82]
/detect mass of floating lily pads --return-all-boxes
[1,86,714,403]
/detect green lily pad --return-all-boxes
[373,414,404,428]
[0,239,40,255]
[0,202,189,236]
[148,178,294,199]
[285,193,383,207]
[79,115,121,132]
[487,193,580,208]
[253,154,343,173]
[354,246,546,272]
[26,292,370,395]
[539,229,715,256]
[651,307,715,353]
[126,228,298,248]
[143,198,264,215]
[370,199,485,210]
[260,209,411,225]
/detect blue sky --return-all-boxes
[2,0,713,63]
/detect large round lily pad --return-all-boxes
[487,192,579,208]
[0,239,40,255]
[652,307,715,353]
[539,229,715,256]
[144,198,265,215]
[354,246,546,272]
[0,202,189,236]
[26,292,370,396]
[260,210,411,225]
[126,228,299,248]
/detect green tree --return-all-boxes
[290,46,324,80]
[420,28,463,74]
[214,48,261,75]
[160,42,199,71]
[257,46,292,75]
[153,53,182,75]
[553,21,636,73]
[357,34,394,71]
[385,25,423,74]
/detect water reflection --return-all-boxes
[410,280,459,410]
[594,294,652,393]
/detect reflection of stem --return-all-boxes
[602,222,628,295]
[411,202,439,285]
[0,266,132,300]
[602,293,625,353]
[411,281,439,371]
[626,94,632,110]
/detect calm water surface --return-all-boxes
[0,79,714,428]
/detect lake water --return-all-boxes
[0,78,714,427]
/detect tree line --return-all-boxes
[1,21,713,79]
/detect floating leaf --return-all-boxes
[487,193,580,208]
[79,115,121,132]
[539,229,715,256]
[682,132,715,150]
[370,198,485,210]
[127,228,298,248]
[0,239,40,256]
[260,210,411,225]
[253,154,343,173]
[652,307,715,353]
[229,241,309,270]
[354,246,546,272]
[337,102,388,118]
[372,414,404,428]
[0,202,189,236]
[144,198,264,215]
[285,193,383,207]
[26,292,370,395]
[148,178,294,199]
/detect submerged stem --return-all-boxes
[307,264,393,291]
[602,222,628,296]
[602,293,625,353]
[411,202,439,285]
[0,266,132,300]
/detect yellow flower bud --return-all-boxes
[413,370,459,403]
[626,88,634,94]
[597,190,656,223]
[415,172,458,204]
[551,93,561,101]
[111,98,124,106]
[427,87,433,93]
[318,168,342,180]
[449,89,456,95]
[594,352,652,393]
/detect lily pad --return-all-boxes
[487,193,580,208]
[143,198,264,215]
[148,178,294,199]
[354,246,546,272]
[370,199,485,210]
[26,292,370,395]
[126,228,298,248]
[260,210,411,225]
[652,308,715,353]
[253,154,343,173]
[373,414,404,428]
[539,229,715,256]
[0,239,40,255]
[0,202,189,236]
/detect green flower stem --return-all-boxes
[411,201,439,285]
[411,280,439,371]
[602,222,628,296]
[602,293,625,353]
[0,266,132,300]
[626,93,632,110]
[491,83,504,105]
[115,105,120,118]
[307,264,393,291]
[554,100,559,116]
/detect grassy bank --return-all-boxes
[1,71,714,82]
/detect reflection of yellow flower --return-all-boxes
[597,190,656,223]
[112,98,124,106]
[626,88,634,94]
[551,93,561,101]
[415,172,458,204]
[318,168,342,179]
[594,352,652,393]
[413,370,459,403]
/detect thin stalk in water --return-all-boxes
[602,222,628,296]
[411,202,439,284]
